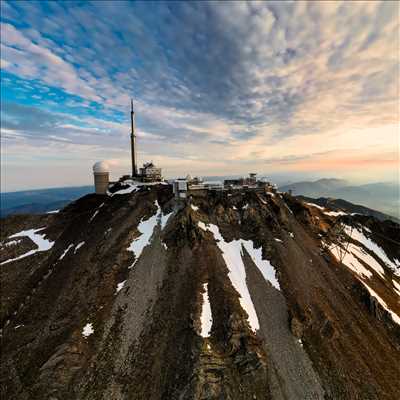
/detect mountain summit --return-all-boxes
[1,182,400,399]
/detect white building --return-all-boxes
[173,178,188,199]
[203,181,224,190]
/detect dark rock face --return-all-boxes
[1,185,400,399]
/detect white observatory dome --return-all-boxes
[93,161,110,173]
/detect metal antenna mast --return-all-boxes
[327,220,353,263]
[130,99,138,177]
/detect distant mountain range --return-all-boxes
[1,186,93,217]
[279,179,399,219]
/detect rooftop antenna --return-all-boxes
[130,98,138,177]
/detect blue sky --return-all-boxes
[1,0,399,191]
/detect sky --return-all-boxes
[1,0,399,192]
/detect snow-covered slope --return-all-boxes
[1,183,399,399]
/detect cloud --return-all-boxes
[1,23,101,101]
[0,0,399,190]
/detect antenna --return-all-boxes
[130,98,135,134]
[323,218,353,263]
[130,99,138,177]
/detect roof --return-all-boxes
[93,161,109,173]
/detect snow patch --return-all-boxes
[110,183,139,196]
[113,186,138,195]
[110,180,164,196]
[306,202,324,210]
[198,222,280,331]
[242,204,249,209]
[198,221,207,231]
[1,228,54,265]
[274,238,283,243]
[46,209,60,214]
[392,280,400,297]
[127,201,172,269]
[9,228,53,250]
[329,243,400,325]
[82,323,94,337]
[258,197,267,205]
[285,204,294,215]
[363,283,400,325]
[200,283,213,337]
[330,244,372,278]
[330,239,387,280]
[349,244,385,278]
[59,244,74,260]
[345,225,400,275]
[90,210,100,222]
[74,241,85,253]
[2,239,22,247]
[89,203,104,222]
[324,210,347,217]
[198,222,259,330]
[191,204,199,211]
[128,212,159,268]
[116,280,126,294]
[243,241,280,291]
[160,209,174,230]
[289,232,295,238]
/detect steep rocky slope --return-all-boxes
[1,183,399,399]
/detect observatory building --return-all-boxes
[139,162,162,182]
[93,161,109,194]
